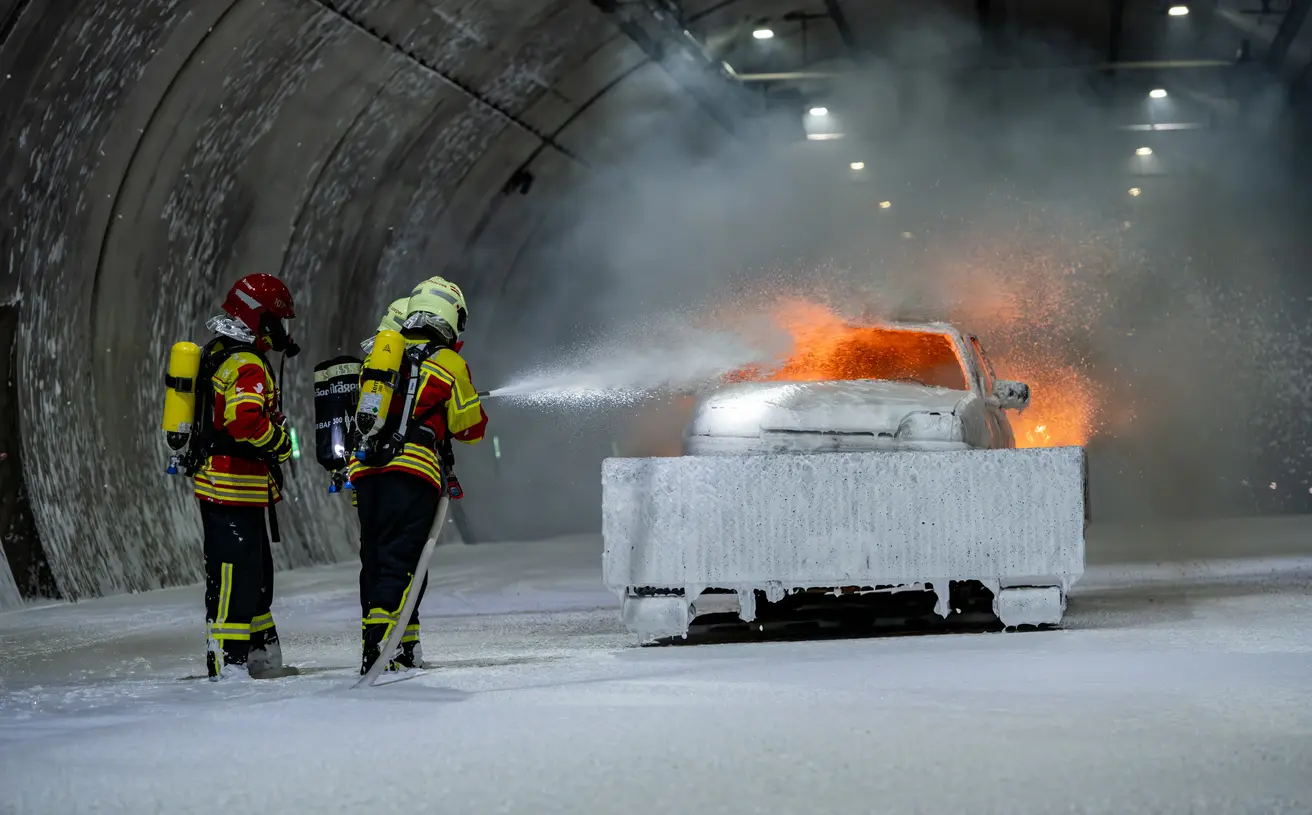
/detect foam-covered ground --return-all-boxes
[2,529,1312,814]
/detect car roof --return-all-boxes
[858,319,962,336]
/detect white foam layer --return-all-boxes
[602,447,1087,631]
[994,586,1065,627]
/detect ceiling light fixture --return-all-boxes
[809,106,829,117]
[1136,147,1153,156]
[753,28,774,39]
[1149,88,1168,98]
[849,161,866,170]
[1168,5,1189,15]
[879,201,892,209]
[806,133,844,140]
[1129,187,1142,197]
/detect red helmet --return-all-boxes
[222,274,299,355]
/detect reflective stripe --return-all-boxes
[402,623,420,644]
[251,613,275,634]
[199,471,271,487]
[348,444,444,491]
[368,574,417,649]
[223,394,265,427]
[421,363,480,413]
[193,469,279,505]
[364,609,399,626]
[208,622,251,641]
[218,563,233,622]
[193,482,277,506]
[250,423,276,447]
[209,565,250,641]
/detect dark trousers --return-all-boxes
[201,502,278,675]
[356,472,440,668]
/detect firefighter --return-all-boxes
[349,277,486,675]
[192,273,299,681]
[350,296,408,634]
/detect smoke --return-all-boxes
[459,8,1312,540]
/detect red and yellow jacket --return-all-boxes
[348,336,488,491]
[193,342,290,507]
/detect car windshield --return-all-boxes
[731,326,969,390]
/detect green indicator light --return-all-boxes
[492,436,501,459]
[289,427,301,460]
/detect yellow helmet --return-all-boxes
[378,298,409,332]
[406,277,467,337]
[412,276,466,315]
[405,279,464,340]
[361,298,412,352]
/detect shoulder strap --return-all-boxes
[184,337,261,474]
[402,344,452,443]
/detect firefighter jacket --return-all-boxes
[192,340,291,507]
[348,336,488,492]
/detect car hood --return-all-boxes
[687,380,971,438]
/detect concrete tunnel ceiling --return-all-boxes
[3,0,1312,605]
[0,0,733,602]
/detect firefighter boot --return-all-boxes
[207,639,252,682]
[396,640,426,670]
[360,622,387,675]
[247,632,283,677]
[248,619,283,677]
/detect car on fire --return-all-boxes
[683,321,1032,455]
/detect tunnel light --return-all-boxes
[493,436,502,459]
[1149,88,1168,98]
[753,28,774,39]
[806,132,844,140]
[1128,187,1142,197]
[809,106,829,117]
[849,161,866,170]
[1168,5,1189,15]
[1123,122,1202,131]
[1136,146,1153,156]
[879,200,892,209]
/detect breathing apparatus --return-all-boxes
[347,278,470,499]
[161,342,203,475]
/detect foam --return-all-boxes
[602,447,1087,638]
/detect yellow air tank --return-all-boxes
[162,341,201,474]
[162,341,202,450]
[355,329,405,440]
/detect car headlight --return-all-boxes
[895,411,964,443]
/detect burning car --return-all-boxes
[684,321,1033,456]
[601,310,1089,643]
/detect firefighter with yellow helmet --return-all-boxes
[349,277,486,675]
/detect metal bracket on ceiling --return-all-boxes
[592,0,764,136]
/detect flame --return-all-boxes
[725,299,1101,448]
[999,360,1100,448]
[725,301,971,390]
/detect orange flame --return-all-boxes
[998,360,1100,448]
[725,299,1101,448]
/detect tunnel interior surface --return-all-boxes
[3,0,1312,600]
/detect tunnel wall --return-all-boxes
[0,0,696,599]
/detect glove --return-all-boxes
[267,426,294,464]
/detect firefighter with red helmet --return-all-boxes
[190,273,300,681]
